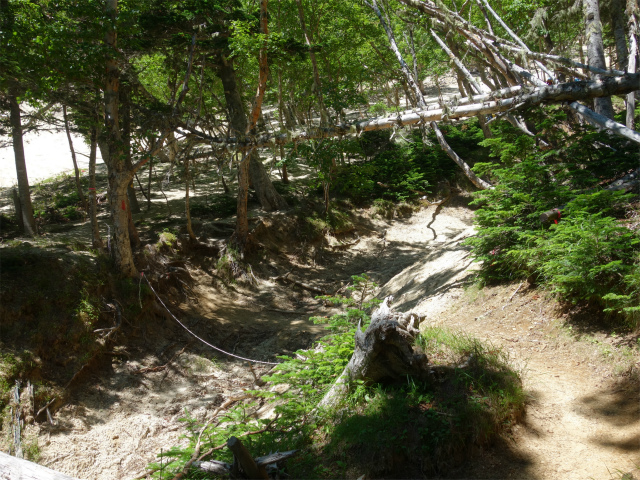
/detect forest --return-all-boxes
[0,0,639,478]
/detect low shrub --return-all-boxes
[467,108,640,327]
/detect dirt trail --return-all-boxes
[372,203,639,480]
[34,199,639,480]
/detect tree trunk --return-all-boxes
[147,153,153,210]
[120,82,141,214]
[104,0,137,277]
[367,0,491,189]
[192,74,640,149]
[62,105,87,211]
[89,123,104,250]
[8,86,37,236]
[184,156,197,242]
[611,0,629,71]
[295,0,329,124]
[11,188,23,232]
[584,0,616,119]
[569,101,640,143]
[248,155,288,210]
[235,150,252,248]
[217,54,287,212]
[628,8,639,129]
[430,121,493,189]
[367,0,425,107]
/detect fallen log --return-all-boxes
[179,74,640,149]
[317,298,427,411]
[193,440,297,479]
[0,452,82,480]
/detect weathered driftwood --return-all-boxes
[193,459,232,476]
[539,208,562,223]
[255,450,298,467]
[0,452,82,480]
[317,298,427,410]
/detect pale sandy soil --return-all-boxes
[0,126,103,188]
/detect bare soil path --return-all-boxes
[32,198,640,480]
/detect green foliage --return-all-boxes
[0,352,35,411]
[151,274,381,479]
[334,124,481,203]
[53,190,81,209]
[324,330,524,477]
[298,208,354,239]
[467,112,640,327]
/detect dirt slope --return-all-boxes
[371,202,640,480]
[33,198,639,480]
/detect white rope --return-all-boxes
[141,273,280,365]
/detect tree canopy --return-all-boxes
[1,0,638,275]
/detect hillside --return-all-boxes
[1,180,638,479]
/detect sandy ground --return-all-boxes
[25,198,639,480]
[0,126,104,188]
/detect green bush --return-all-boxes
[334,123,483,203]
[53,191,81,209]
[467,110,640,327]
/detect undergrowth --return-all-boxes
[467,107,640,328]
[151,275,524,478]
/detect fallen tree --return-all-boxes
[0,452,81,480]
[180,74,640,150]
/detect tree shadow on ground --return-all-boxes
[321,358,534,479]
[577,372,640,454]
[556,301,634,338]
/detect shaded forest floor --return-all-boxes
[1,166,639,479]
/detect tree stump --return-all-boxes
[317,298,428,410]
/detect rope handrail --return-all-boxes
[142,272,280,366]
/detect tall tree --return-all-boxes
[1,0,37,236]
[584,0,616,119]
[611,0,629,71]
[7,85,37,236]
[104,0,138,276]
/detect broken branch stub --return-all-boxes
[317,298,428,411]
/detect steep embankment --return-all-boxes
[27,198,640,479]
